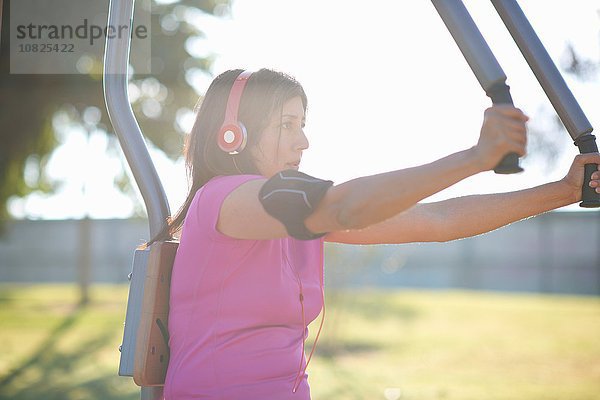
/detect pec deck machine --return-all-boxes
[102,1,598,399]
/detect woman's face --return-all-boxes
[250,96,309,177]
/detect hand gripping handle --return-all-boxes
[431,0,522,174]
[574,134,600,208]
[487,82,523,174]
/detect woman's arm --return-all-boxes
[217,147,484,240]
[219,106,527,240]
[325,153,600,244]
[305,147,484,233]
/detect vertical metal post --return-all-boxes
[103,0,170,399]
[103,0,170,236]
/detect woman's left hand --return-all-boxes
[560,153,600,203]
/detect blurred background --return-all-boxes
[0,0,599,399]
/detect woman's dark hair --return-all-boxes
[148,68,307,245]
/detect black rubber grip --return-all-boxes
[487,82,523,174]
[574,134,600,208]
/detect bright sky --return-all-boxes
[9,0,600,219]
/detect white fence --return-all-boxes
[1,212,599,295]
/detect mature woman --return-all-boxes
[156,68,600,399]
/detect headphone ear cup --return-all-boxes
[217,122,248,154]
[218,70,253,154]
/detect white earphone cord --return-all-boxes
[284,250,326,394]
[232,156,243,174]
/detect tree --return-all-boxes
[0,0,231,220]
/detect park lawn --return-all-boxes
[0,284,598,400]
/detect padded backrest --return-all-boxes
[133,240,178,386]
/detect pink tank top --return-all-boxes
[164,174,325,399]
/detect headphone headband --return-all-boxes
[223,70,253,125]
[217,70,253,154]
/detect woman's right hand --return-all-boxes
[472,105,529,171]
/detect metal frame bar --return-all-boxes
[103,0,170,238]
[431,0,507,93]
[431,0,522,173]
[103,0,170,399]
[487,0,598,207]
[490,0,593,140]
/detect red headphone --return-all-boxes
[217,70,253,154]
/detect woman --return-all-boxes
[158,68,600,399]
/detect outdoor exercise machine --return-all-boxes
[102,0,598,399]
[431,0,599,206]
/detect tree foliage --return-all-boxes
[0,0,230,219]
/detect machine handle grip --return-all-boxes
[574,134,600,208]
[488,82,523,174]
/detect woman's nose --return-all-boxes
[297,129,309,150]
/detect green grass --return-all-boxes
[0,285,599,400]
